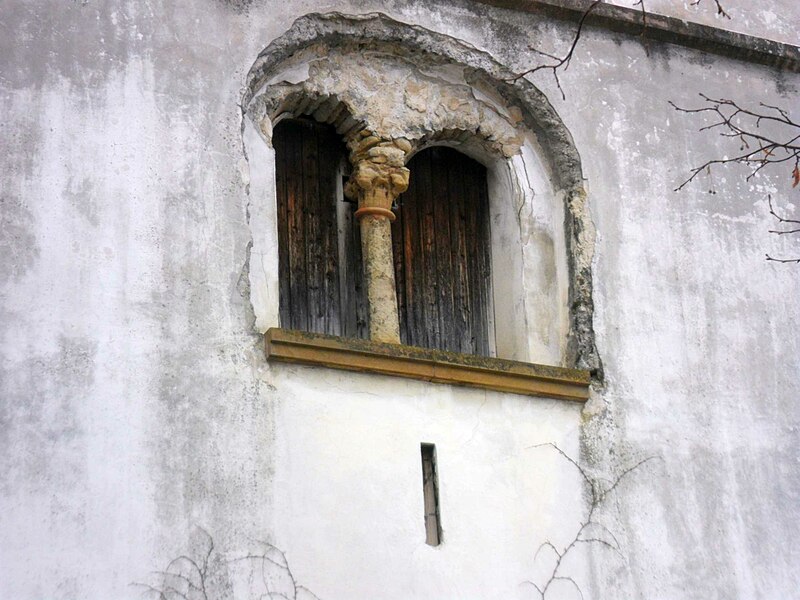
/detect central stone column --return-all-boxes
[345,133,411,344]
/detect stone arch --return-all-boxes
[243,12,601,377]
[249,85,368,144]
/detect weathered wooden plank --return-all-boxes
[273,118,353,337]
[302,120,323,334]
[339,180,369,341]
[318,124,343,336]
[286,120,308,330]
[393,147,491,355]
[340,191,358,338]
[400,149,428,349]
[418,151,438,350]
[462,153,491,356]
[448,154,470,354]
[395,154,415,346]
[475,168,492,356]
[432,148,455,352]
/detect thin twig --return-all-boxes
[766,254,800,264]
[690,0,730,19]
[671,94,800,191]
[505,0,602,99]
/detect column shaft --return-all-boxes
[345,134,411,344]
[359,215,401,343]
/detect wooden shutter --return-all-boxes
[392,147,492,356]
[274,118,368,339]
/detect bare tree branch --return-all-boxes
[596,456,657,503]
[552,576,586,600]
[507,0,730,98]
[534,540,563,562]
[768,195,800,232]
[671,94,800,191]
[525,444,657,599]
[765,254,800,264]
[512,0,795,263]
[690,0,730,19]
[766,195,800,262]
[575,537,623,557]
[527,442,594,493]
[137,528,321,600]
[505,0,602,100]
[672,96,800,263]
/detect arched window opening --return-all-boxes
[392,147,492,356]
[252,14,594,399]
[273,117,369,339]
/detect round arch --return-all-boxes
[242,11,601,376]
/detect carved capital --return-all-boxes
[345,132,411,218]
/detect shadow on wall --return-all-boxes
[133,527,320,600]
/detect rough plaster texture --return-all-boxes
[603,0,800,45]
[1,1,798,599]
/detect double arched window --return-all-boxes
[248,13,599,395]
[274,118,493,356]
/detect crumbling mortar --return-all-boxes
[564,187,603,383]
[253,51,522,158]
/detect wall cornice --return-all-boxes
[473,0,800,72]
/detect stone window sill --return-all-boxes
[265,328,590,402]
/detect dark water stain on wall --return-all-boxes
[0,335,96,497]
[212,0,261,14]
[0,195,41,284]
[65,177,101,227]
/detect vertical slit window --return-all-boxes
[420,443,442,546]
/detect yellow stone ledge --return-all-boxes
[265,328,590,402]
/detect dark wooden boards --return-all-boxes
[275,127,490,351]
[273,118,368,339]
[392,147,492,356]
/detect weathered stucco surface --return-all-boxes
[604,0,800,45]
[1,1,798,599]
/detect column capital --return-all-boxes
[345,133,411,220]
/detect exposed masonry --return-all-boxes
[250,49,524,159]
[244,12,603,377]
